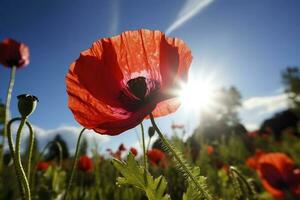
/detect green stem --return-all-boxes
[15,117,31,200]
[26,122,34,184]
[63,128,86,200]
[149,113,207,198]
[55,141,63,168]
[146,136,151,152]
[0,66,16,169]
[140,123,147,169]
[7,118,25,197]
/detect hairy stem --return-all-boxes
[26,122,34,184]
[63,128,86,200]
[15,117,31,200]
[140,123,147,169]
[150,113,208,198]
[0,66,16,169]
[7,118,25,197]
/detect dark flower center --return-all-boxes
[118,76,160,111]
[127,77,147,99]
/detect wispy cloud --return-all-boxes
[166,0,215,34]
[242,93,289,114]
[109,0,120,35]
[240,93,290,131]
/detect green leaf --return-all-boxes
[182,166,212,200]
[112,153,170,200]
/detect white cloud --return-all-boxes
[242,93,289,114]
[3,124,110,155]
[166,0,215,34]
[244,123,259,131]
[240,93,290,131]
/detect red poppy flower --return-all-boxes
[77,156,93,172]
[66,29,192,135]
[130,147,138,156]
[207,145,214,155]
[36,161,50,171]
[147,149,166,167]
[246,149,265,170]
[118,143,126,151]
[0,38,29,68]
[257,153,300,200]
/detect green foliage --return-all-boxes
[112,153,170,200]
[159,137,213,200]
[45,135,69,160]
[228,167,257,200]
[34,166,66,199]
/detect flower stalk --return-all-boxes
[15,117,31,200]
[26,122,34,183]
[0,66,16,169]
[140,123,147,170]
[64,128,86,200]
[149,113,208,198]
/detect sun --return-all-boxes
[178,74,217,113]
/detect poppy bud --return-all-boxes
[148,126,155,138]
[130,147,138,157]
[17,94,38,118]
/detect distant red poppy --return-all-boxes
[0,38,29,68]
[66,29,192,135]
[130,147,138,156]
[207,145,214,155]
[246,149,265,170]
[36,161,49,171]
[257,153,300,200]
[147,149,166,167]
[77,156,93,172]
[247,130,258,138]
[222,164,230,173]
[118,143,126,151]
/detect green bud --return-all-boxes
[17,94,38,118]
[148,126,155,138]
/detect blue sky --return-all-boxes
[1,0,300,154]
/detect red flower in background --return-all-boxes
[246,149,265,170]
[118,143,126,151]
[36,161,49,171]
[0,38,29,68]
[257,153,300,200]
[66,29,192,135]
[130,147,138,156]
[78,156,93,172]
[147,149,166,167]
[207,145,214,155]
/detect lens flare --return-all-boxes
[177,74,218,113]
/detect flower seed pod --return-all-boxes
[17,94,38,118]
[148,126,155,138]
